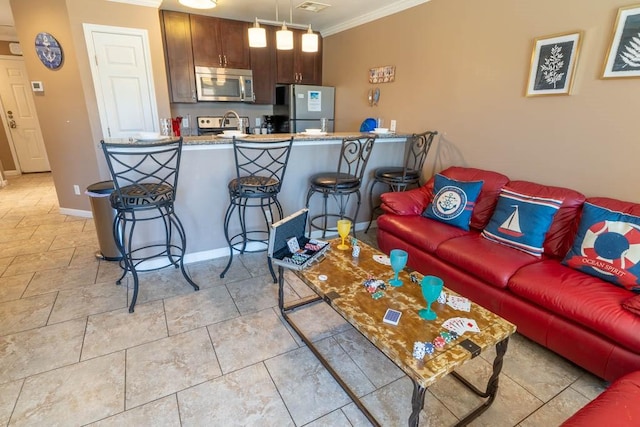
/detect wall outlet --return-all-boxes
[73,184,80,195]
[255,117,261,127]
[390,120,397,132]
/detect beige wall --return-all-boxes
[10,0,170,211]
[324,0,640,203]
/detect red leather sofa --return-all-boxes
[561,370,640,426]
[377,166,640,382]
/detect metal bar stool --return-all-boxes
[366,131,437,232]
[306,135,376,238]
[100,137,198,313]
[219,136,295,282]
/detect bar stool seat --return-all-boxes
[100,137,198,313]
[220,137,294,282]
[366,131,437,232]
[306,136,376,238]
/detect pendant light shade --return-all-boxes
[276,22,293,50]
[248,19,267,48]
[301,25,318,53]
[178,0,216,9]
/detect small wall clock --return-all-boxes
[35,32,63,70]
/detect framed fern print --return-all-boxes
[525,31,582,97]
[602,5,640,78]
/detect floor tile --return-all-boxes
[0,292,56,336]
[31,221,86,238]
[225,272,298,315]
[0,380,23,426]
[9,352,125,426]
[0,226,36,244]
[125,327,222,409]
[0,235,54,258]
[81,300,167,360]
[570,372,607,401]
[519,386,590,427]
[305,409,353,426]
[286,301,352,342]
[2,247,74,276]
[0,273,32,303]
[49,230,98,250]
[178,363,293,426]
[48,281,128,324]
[0,318,86,383]
[186,257,252,289]
[265,346,351,426]
[127,268,198,306]
[24,263,99,297]
[208,309,298,374]
[238,252,273,278]
[88,395,181,426]
[164,285,239,335]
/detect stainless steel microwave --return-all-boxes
[195,67,254,102]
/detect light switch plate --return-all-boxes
[31,81,44,92]
[390,120,397,132]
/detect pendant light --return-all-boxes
[301,25,318,53]
[248,18,267,48]
[178,0,216,9]
[276,22,294,50]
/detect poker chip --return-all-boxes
[433,336,446,349]
[318,274,328,281]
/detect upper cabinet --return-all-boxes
[161,10,197,103]
[250,26,276,104]
[190,15,251,69]
[276,28,323,85]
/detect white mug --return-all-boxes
[160,118,171,136]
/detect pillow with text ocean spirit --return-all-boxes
[482,188,562,257]
[563,202,640,293]
[422,174,483,231]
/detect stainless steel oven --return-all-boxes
[195,67,254,103]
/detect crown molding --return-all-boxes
[106,0,162,8]
[321,0,431,37]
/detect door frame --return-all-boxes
[0,54,34,175]
[82,23,159,138]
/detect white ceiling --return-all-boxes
[0,0,429,41]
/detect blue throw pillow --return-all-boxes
[563,202,640,292]
[422,174,483,231]
[482,188,562,257]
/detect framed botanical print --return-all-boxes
[602,4,640,78]
[525,31,582,97]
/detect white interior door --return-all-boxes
[83,24,159,138]
[0,57,50,173]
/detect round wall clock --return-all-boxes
[34,32,63,70]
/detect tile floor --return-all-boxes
[0,172,607,426]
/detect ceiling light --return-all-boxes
[178,0,216,9]
[248,19,267,48]
[276,22,294,50]
[301,25,318,52]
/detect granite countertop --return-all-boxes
[183,131,410,145]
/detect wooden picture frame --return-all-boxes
[602,4,640,79]
[525,31,582,97]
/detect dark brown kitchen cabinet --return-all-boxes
[276,28,322,85]
[250,26,276,104]
[190,15,251,69]
[160,10,196,103]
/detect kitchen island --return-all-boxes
[108,132,412,264]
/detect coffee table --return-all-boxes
[276,238,516,426]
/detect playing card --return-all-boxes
[461,318,480,333]
[373,254,391,265]
[442,317,466,335]
[446,295,471,312]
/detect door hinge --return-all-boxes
[107,127,111,137]
[94,55,98,66]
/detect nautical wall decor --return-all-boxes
[35,32,63,70]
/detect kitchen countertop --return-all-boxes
[183,131,410,145]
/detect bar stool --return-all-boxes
[219,137,295,282]
[366,131,437,232]
[306,136,376,238]
[100,137,198,313]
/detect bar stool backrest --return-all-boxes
[403,131,438,176]
[100,138,183,209]
[334,136,376,186]
[232,137,295,195]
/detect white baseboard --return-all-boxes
[4,170,19,176]
[59,207,93,218]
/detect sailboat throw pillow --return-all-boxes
[422,174,483,231]
[563,202,640,292]
[482,188,562,257]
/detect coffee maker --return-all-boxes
[262,115,288,134]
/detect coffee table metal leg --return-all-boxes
[409,381,427,427]
[451,337,510,426]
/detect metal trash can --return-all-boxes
[86,180,122,261]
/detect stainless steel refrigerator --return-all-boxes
[275,84,335,133]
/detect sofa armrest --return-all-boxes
[380,187,431,216]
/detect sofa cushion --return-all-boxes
[623,295,640,316]
[509,260,640,354]
[376,214,468,254]
[421,167,510,230]
[435,234,542,288]
[422,174,483,231]
[482,187,562,257]
[507,181,586,258]
[563,202,640,293]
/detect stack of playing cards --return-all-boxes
[446,295,471,312]
[442,317,481,335]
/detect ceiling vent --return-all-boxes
[296,1,330,13]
